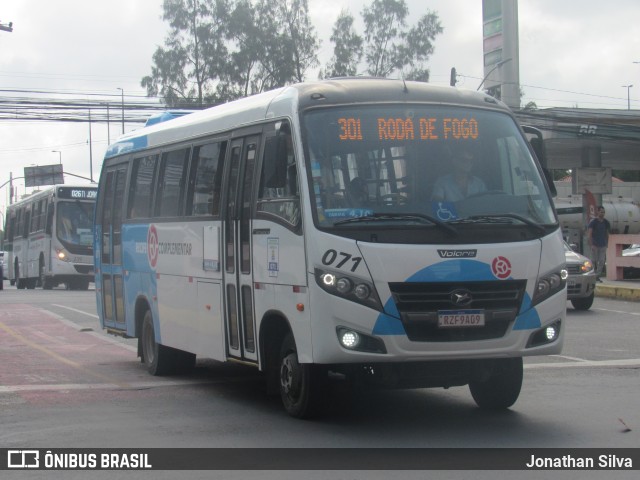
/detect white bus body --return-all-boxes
[4,185,96,290]
[94,79,566,417]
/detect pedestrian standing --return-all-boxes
[587,205,611,282]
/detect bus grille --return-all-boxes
[74,265,94,274]
[388,280,527,342]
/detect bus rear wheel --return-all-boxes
[141,310,195,375]
[15,262,26,289]
[278,333,326,418]
[469,358,523,410]
[141,311,173,376]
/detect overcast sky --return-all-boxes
[1,0,640,213]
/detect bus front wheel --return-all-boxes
[468,357,523,410]
[278,333,326,418]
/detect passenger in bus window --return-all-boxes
[345,177,369,206]
[431,147,486,202]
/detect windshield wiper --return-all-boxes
[459,214,547,234]
[334,212,458,235]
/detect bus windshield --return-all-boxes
[56,201,94,248]
[302,105,556,231]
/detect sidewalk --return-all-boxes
[595,278,640,302]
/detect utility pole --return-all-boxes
[117,88,125,134]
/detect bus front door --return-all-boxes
[99,165,128,330]
[222,136,259,364]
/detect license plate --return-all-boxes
[438,310,485,328]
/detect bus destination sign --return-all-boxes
[57,187,98,200]
[337,116,479,142]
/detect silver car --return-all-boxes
[622,244,640,278]
[564,242,597,310]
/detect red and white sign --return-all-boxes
[491,256,511,279]
[147,224,159,268]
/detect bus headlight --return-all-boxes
[56,248,70,261]
[315,267,382,311]
[532,269,566,306]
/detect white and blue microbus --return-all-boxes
[94,79,566,418]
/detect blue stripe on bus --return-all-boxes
[373,259,540,335]
[105,134,149,159]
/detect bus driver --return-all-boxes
[431,148,486,202]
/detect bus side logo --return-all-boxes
[147,224,159,269]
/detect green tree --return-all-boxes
[361,0,442,80]
[141,0,231,107]
[143,0,320,105]
[321,10,363,78]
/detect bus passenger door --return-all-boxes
[99,165,128,330]
[222,136,259,363]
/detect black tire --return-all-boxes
[141,310,173,376]
[15,262,26,289]
[469,358,523,410]
[571,292,594,311]
[278,333,326,418]
[40,259,53,290]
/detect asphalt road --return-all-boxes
[1,282,639,479]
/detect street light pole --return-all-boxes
[622,84,633,110]
[117,87,125,134]
[477,58,513,91]
[51,150,62,165]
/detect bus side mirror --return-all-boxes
[262,135,289,189]
[523,125,557,197]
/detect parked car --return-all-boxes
[622,243,640,278]
[564,242,597,310]
[1,250,7,278]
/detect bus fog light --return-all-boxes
[545,325,558,341]
[354,283,370,300]
[339,330,360,349]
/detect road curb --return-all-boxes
[595,284,640,302]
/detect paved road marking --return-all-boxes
[526,358,640,369]
[45,308,137,352]
[0,379,221,394]
[52,304,99,319]
[0,320,133,389]
[593,307,640,316]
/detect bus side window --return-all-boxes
[128,154,158,219]
[187,140,227,217]
[155,147,190,217]
[257,126,301,228]
[23,207,31,238]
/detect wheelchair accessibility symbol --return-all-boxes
[435,202,457,221]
